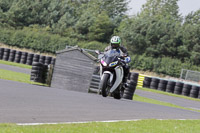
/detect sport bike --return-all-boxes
[96,49,127,99]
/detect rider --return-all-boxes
[104,36,131,83]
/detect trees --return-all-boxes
[88,12,113,42]
[1,0,200,76]
[140,0,181,20]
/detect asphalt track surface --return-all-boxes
[135,89,200,111]
[0,79,200,123]
[0,64,31,74]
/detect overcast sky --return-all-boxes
[128,0,200,16]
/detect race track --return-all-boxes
[0,79,200,123]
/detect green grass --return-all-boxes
[133,94,200,112]
[0,60,32,69]
[0,69,44,86]
[0,120,200,133]
[137,87,200,102]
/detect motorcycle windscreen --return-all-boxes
[103,50,120,65]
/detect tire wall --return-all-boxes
[0,48,56,66]
[0,48,56,85]
[142,76,200,99]
[123,72,138,100]
[30,62,49,84]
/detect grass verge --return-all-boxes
[0,60,32,69]
[133,94,200,112]
[137,87,200,102]
[0,69,44,86]
[0,120,200,133]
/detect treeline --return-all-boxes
[116,0,200,77]
[0,0,200,77]
[0,0,128,52]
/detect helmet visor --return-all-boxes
[111,43,120,49]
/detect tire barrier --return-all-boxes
[14,51,22,63]
[182,84,192,96]
[33,54,40,62]
[150,78,160,90]
[129,72,139,83]
[123,72,138,100]
[20,52,28,64]
[137,74,145,88]
[0,48,55,66]
[174,82,184,95]
[30,62,49,83]
[189,85,199,98]
[158,79,168,91]
[0,48,4,59]
[166,81,176,93]
[143,77,152,88]
[3,48,10,61]
[26,53,34,65]
[39,55,46,64]
[142,76,200,99]
[45,56,52,65]
[8,50,16,62]
[123,80,137,100]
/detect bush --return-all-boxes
[130,54,200,77]
[77,41,108,52]
[0,27,77,53]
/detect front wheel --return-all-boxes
[100,73,110,97]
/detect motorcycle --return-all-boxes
[96,49,127,99]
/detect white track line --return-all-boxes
[17,119,196,126]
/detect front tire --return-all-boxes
[100,73,110,97]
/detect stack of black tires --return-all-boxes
[0,48,55,66]
[123,72,138,100]
[14,51,22,63]
[143,77,152,88]
[0,48,4,59]
[166,81,176,93]
[8,50,16,62]
[30,62,49,83]
[182,84,192,96]
[190,86,200,98]
[3,48,10,61]
[143,76,200,99]
[26,53,34,65]
[157,79,168,91]
[20,52,28,64]
[150,78,160,90]
[174,82,184,95]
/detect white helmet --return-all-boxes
[110,36,121,49]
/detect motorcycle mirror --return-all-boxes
[95,50,100,54]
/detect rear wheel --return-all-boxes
[100,74,110,97]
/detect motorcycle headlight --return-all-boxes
[109,61,118,67]
[101,59,107,66]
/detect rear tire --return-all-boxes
[100,74,110,97]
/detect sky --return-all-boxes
[128,0,200,16]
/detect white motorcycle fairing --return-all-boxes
[101,66,124,93]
